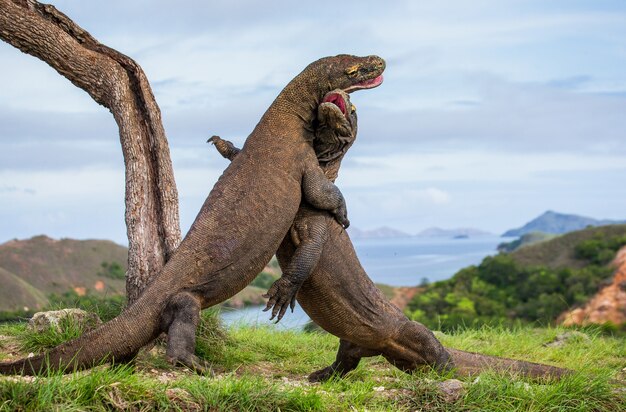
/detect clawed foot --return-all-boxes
[167,353,214,376]
[262,277,299,323]
[308,365,338,382]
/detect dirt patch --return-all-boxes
[390,287,421,310]
[0,334,24,360]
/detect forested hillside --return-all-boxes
[407,225,626,331]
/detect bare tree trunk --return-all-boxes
[0,0,182,304]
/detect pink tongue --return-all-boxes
[322,93,346,114]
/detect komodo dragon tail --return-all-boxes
[0,290,163,375]
[446,348,571,380]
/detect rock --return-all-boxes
[543,331,591,348]
[27,309,102,333]
[437,379,465,403]
[560,245,626,326]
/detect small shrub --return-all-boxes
[98,261,126,280]
[251,271,279,290]
[48,291,125,322]
[18,314,88,353]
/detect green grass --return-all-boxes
[1,320,624,411]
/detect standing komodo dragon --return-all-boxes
[0,55,385,375]
[210,90,571,382]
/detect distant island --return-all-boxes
[502,210,626,237]
[347,226,411,239]
[416,227,492,238]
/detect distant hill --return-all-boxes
[509,224,626,269]
[416,227,492,238]
[497,231,558,253]
[0,235,128,312]
[502,211,625,237]
[347,226,411,239]
[0,235,284,314]
[0,266,48,312]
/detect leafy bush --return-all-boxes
[99,261,126,280]
[250,271,279,290]
[574,234,626,265]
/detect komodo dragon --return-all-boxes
[210,91,571,382]
[0,54,386,376]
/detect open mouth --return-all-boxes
[322,92,347,116]
[343,74,384,93]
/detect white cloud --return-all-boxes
[1,0,625,241]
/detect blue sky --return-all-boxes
[1,0,626,244]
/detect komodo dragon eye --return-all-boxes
[345,65,360,76]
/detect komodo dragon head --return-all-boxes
[274,55,384,139]
[314,89,357,181]
[293,54,385,98]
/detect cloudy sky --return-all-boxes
[1,0,625,245]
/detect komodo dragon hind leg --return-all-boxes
[309,339,380,382]
[161,291,213,375]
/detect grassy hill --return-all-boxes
[496,231,557,253]
[510,224,626,269]
[407,225,626,331]
[0,267,48,312]
[0,235,128,313]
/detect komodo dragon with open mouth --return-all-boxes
[210,90,571,382]
[0,55,386,376]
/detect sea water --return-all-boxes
[221,235,509,329]
[354,235,509,286]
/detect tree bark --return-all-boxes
[0,0,182,304]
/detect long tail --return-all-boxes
[0,288,164,375]
[446,347,572,380]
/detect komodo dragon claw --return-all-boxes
[262,277,299,323]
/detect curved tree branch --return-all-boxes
[0,0,182,303]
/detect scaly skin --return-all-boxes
[0,55,385,375]
[211,92,572,382]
